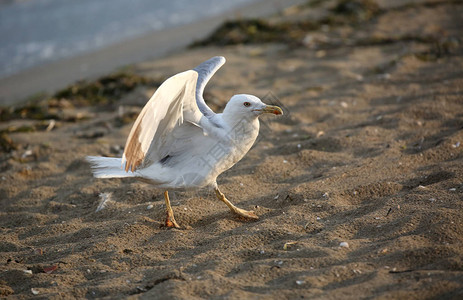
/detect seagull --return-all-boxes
[87,56,282,228]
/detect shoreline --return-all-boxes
[0,0,305,106]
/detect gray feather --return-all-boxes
[193,56,226,118]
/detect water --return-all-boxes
[0,0,256,78]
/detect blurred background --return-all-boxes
[0,0,256,78]
[0,0,301,104]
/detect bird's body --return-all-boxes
[87,56,282,227]
[88,108,259,190]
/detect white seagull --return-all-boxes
[87,56,282,228]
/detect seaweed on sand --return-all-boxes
[0,72,161,122]
[190,0,382,47]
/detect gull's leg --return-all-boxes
[164,191,180,228]
[214,187,258,220]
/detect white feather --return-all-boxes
[86,156,136,178]
[96,192,112,212]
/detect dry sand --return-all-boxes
[1,0,463,299]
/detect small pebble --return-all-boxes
[297,144,301,148]
[23,270,33,275]
[296,280,305,285]
[316,50,326,57]
[110,144,122,154]
[303,35,313,45]
[146,204,153,210]
[46,119,56,132]
[283,160,288,164]
[316,131,325,138]
[22,149,33,158]
[339,242,349,248]
[31,288,39,295]
[379,73,391,79]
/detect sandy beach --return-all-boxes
[1,0,463,298]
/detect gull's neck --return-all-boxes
[219,112,260,148]
[221,112,259,131]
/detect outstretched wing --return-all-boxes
[193,56,226,119]
[122,70,202,172]
[122,57,226,172]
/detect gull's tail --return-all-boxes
[86,156,136,178]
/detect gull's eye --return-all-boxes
[243,102,251,107]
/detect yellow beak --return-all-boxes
[260,105,283,115]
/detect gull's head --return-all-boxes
[223,94,283,118]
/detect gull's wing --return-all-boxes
[193,56,226,119]
[122,70,202,172]
[122,56,226,172]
